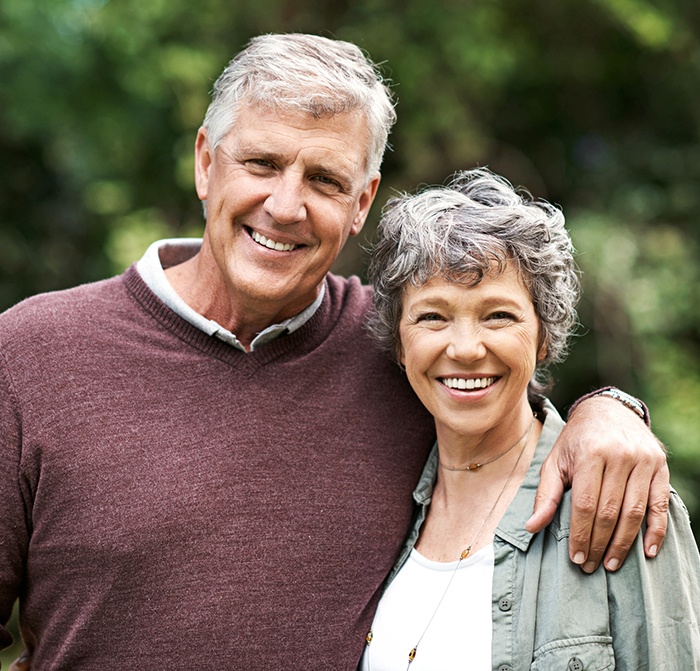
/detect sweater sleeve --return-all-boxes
[608,489,700,669]
[0,353,28,651]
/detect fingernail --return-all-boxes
[573,552,585,564]
[605,558,620,571]
[583,561,597,573]
[648,544,658,557]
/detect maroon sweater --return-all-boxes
[0,267,434,670]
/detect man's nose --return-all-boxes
[263,172,307,225]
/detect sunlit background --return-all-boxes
[2,0,699,662]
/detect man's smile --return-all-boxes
[248,227,300,252]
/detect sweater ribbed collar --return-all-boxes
[135,238,325,352]
[122,264,344,376]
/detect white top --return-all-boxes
[361,545,494,671]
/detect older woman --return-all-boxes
[361,169,700,670]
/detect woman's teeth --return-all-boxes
[441,376,495,390]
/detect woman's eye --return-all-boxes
[417,312,444,322]
[489,311,515,321]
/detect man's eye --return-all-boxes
[247,159,275,169]
[312,175,342,191]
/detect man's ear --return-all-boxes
[194,127,212,202]
[350,173,381,236]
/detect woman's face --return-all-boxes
[398,262,543,445]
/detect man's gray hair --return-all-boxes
[368,168,580,397]
[202,33,397,179]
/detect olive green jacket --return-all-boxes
[388,401,700,670]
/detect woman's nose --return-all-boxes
[445,323,487,362]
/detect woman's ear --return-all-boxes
[397,343,406,369]
[536,328,548,362]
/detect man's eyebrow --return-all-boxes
[310,163,349,179]
[232,143,282,161]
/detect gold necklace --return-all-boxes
[438,417,534,472]
[364,414,535,670]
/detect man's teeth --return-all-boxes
[441,377,496,390]
[251,230,297,252]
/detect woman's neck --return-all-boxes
[416,410,542,562]
[435,401,537,471]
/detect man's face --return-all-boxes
[194,102,380,322]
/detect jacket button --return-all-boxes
[498,666,513,671]
[498,597,512,611]
[568,657,584,671]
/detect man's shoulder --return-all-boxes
[325,272,373,312]
[0,273,128,336]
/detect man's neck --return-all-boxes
[163,252,319,351]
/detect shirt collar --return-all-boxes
[495,401,565,551]
[135,238,325,352]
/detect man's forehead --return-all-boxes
[231,101,365,134]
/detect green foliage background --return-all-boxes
[1,0,699,661]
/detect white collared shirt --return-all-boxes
[135,238,325,352]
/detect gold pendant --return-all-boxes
[408,647,417,663]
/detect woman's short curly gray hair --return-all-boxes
[367,168,580,396]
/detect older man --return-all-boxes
[0,34,668,670]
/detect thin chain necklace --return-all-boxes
[438,417,534,472]
[364,413,535,671]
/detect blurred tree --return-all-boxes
[1,0,698,541]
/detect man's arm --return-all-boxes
[0,360,31,663]
[526,389,670,573]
